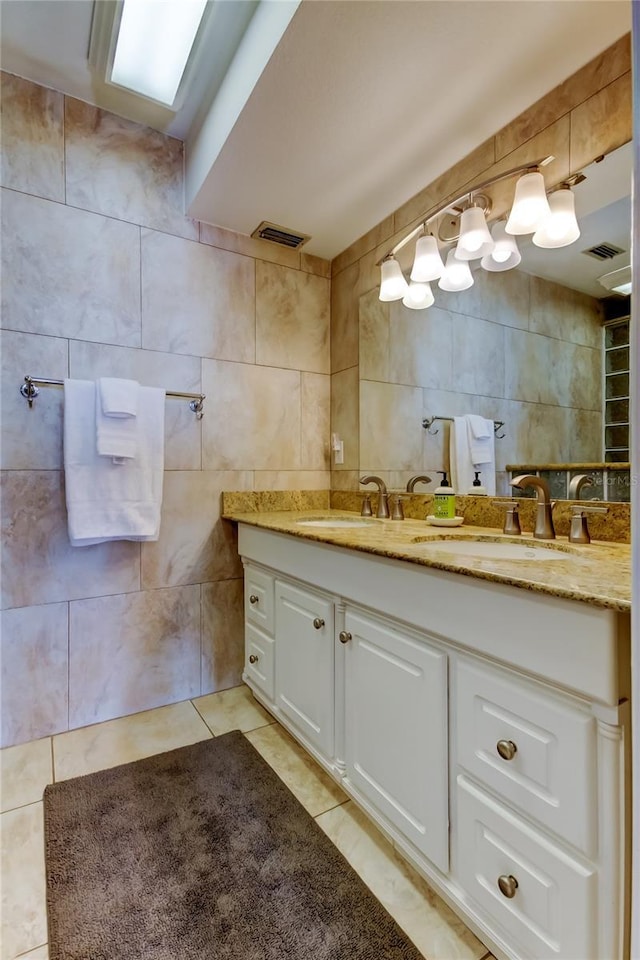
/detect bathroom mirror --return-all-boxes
[357,141,632,501]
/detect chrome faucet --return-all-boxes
[510,474,556,540]
[406,474,432,492]
[360,475,390,518]
[568,473,595,499]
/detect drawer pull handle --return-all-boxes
[249,594,259,605]
[313,618,325,630]
[339,631,352,644]
[249,654,259,664]
[496,739,518,761]
[497,874,519,899]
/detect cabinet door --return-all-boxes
[275,580,334,758]
[343,608,449,872]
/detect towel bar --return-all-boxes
[20,376,205,419]
[422,415,505,439]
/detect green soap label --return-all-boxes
[434,493,455,518]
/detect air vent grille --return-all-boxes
[251,221,311,249]
[582,242,625,261]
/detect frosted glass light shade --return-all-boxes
[379,257,409,301]
[532,188,580,248]
[480,222,521,272]
[402,281,435,310]
[456,206,494,260]
[438,250,474,292]
[411,235,445,281]
[505,171,551,235]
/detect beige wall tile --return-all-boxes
[69,340,202,471]
[141,230,255,361]
[438,267,531,331]
[1,604,68,748]
[0,73,64,201]
[65,97,198,240]
[1,802,48,959]
[570,72,632,174]
[1,471,140,610]
[201,579,244,695]
[53,701,211,781]
[529,275,603,348]
[0,737,52,812]
[389,303,453,389]
[504,328,554,405]
[495,34,631,161]
[330,470,360,491]
[1,330,68,470]
[194,684,273,735]
[331,367,359,471]
[360,380,423,472]
[200,221,301,268]
[331,261,360,373]
[256,261,330,374]
[301,372,330,469]
[141,471,250,589]
[331,214,395,278]
[1,189,141,346]
[300,252,331,278]
[69,586,201,727]
[359,290,390,382]
[253,471,330,491]
[202,360,301,470]
[570,409,603,461]
[450,314,505,398]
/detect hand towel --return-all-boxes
[96,378,139,460]
[64,379,165,546]
[465,414,493,465]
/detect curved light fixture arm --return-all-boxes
[377,155,555,266]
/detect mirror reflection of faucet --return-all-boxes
[568,473,595,499]
[406,475,432,492]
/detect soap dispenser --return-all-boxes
[469,471,487,496]
[434,471,456,519]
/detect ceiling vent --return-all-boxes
[582,241,625,261]
[251,221,311,249]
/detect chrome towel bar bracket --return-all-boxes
[20,375,206,419]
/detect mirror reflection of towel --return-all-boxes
[449,415,496,495]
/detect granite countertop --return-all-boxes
[222,505,631,612]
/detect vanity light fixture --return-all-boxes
[379,256,409,301]
[377,155,585,308]
[403,281,435,310]
[597,264,632,296]
[532,186,580,248]
[90,0,210,109]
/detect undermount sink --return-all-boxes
[296,518,376,528]
[411,537,579,561]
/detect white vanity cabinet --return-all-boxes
[342,607,449,872]
[238,524,629,960]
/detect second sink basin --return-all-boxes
[411,537,578,561]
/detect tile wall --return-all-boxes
[330,34,632,494]
[0,73,330,747]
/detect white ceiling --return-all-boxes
[0,0,632,262]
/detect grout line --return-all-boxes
[15,945,48,959]
[313,796,350,819]
[51,734,56,784]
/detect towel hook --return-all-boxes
[20,376,40,408]
[189,397,205,420]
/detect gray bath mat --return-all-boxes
[44,730,425,959]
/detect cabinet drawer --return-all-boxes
[456,776,597,960]
[456,660,596,855]
[244,566,275,634]
[245,622,275,701]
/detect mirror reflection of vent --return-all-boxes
[582,241,625,261]
[251,221,311,249]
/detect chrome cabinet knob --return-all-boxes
[496,739,518,761]
[339,631,352,644]
[497,874,519,899]
[249,594,259,604]
[249,654,259,664]
[313,618,325,630]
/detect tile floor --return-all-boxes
[1,685,495,960]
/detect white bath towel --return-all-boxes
[449,415,496,496]
[465,414,493,465]
[64,379,165,546]
[96,377,139,460]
